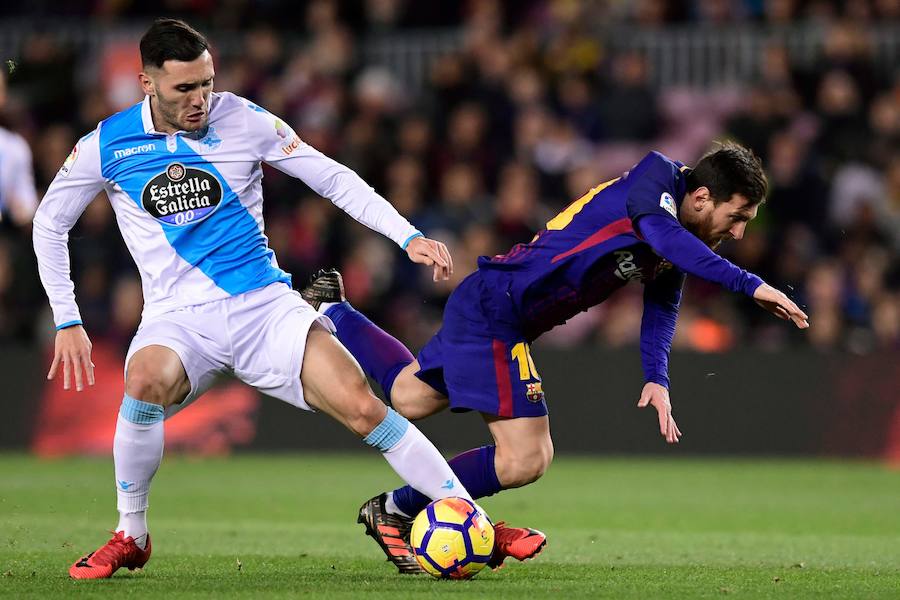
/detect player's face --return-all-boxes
[141,50,215,134]
[684,191,758,248]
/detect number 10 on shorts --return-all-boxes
[511,342,540,381]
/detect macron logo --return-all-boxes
[114,143,156,160]
[118,480,134,490]
[441,478,455,490]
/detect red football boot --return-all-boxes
[488,522,547,570]
[69,531,151,579]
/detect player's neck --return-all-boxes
[148,99,182,135]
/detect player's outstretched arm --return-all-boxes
[752,282,809,329]
[247,104,453,279]
[404,235,453,282]
[637,382,681,444]
[636,215,810,329]
[48,325,95,392]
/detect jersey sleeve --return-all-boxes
[32,126,105,329]
[625,151,684,224]
[636,214,763,296]
[640,268,685,388]
[242,101,420,248]
[0,133,38,224]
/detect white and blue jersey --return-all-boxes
[34,92,420,328]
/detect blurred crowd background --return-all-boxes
[0,0,898,357]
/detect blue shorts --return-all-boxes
[415,272,548,418]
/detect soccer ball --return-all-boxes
[409,497,494,579]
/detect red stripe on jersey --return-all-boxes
[551,218,634,263]
[493,340,514,418]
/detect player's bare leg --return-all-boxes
[482,414,551,569]
[70,346,190,579]
[389,361,449,419]
[300,324,472,573]
[485,414,554,489]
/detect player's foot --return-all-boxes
[300,268,345,310]
[487,522,547,570]
[357,493,424,574]
[68,531,152,579]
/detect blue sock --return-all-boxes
[391,445,502,516]
[324,302,414,401]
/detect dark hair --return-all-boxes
[140,18,209,69]
[686,142,768,206]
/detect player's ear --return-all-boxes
[691,186,710,211]
[138,71,154,96]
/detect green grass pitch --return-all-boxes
[2,454,899,598]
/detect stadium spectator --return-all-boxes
[0,0,896,354]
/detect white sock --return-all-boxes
[385,492,411,518]
[365,408,472,503]
[113,411,164,548]
[117,511,149,549]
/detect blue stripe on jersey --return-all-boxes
[98,103,291,295]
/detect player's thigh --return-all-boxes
[125,313,227,411]
[484,414,554,488]
[390,360,449,420]
[230,285,384,435]
[300,324,388,437]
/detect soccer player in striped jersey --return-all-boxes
[302,143,809,573]
[33,18,473,579]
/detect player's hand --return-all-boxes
[48,325,95,392]
[406,235,453,282]
[637,382,681,444]
[752,283,809,329]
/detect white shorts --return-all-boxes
[125,282,334,419]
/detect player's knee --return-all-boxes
[344,393,390,438]
[499,436,554,487]
[124,361,187,408]
[521,437,554,485]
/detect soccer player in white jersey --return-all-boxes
[32,18,472,579]
[0,69,38,225]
